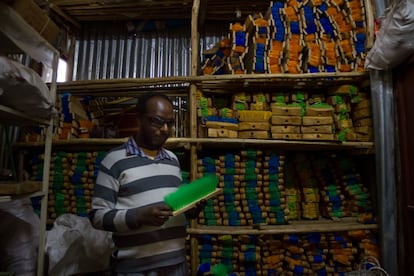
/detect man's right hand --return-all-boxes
[136,203,173,226]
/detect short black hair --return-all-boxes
[136,92,173,114]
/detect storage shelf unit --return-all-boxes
[23,0,378,274]
[0,2,59,275]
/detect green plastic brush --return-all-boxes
[164,174,221,216]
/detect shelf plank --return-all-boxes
[55,72,369,96]
[0,105,51,126]
[13,137,374,152]
[187,218,378,235]
[0,181,43,195]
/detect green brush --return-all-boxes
[164,174,221,216]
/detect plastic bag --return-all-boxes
[0,199,40,276]
[46,214,114,276]
[365,0,414,70]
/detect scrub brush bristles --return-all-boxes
[164,174,220,216]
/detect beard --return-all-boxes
[141,131,169,150]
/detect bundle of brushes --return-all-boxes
[164,174,221,216]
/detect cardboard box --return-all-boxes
[10,0,60,46]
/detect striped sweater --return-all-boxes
[89,139,186,273]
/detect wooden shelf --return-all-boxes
[55,72,369,96]
[187,218,378,235]
[14,137,374,153]
[0,105,51,126]
[0,180,43,195]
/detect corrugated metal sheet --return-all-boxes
[72,22,227,80]
[69,21,227,138]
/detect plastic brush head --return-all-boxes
[164,174,218,211]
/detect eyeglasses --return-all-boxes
[144,115,175,129]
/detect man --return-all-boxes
[89,93,188,275]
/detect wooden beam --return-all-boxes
[49,3,81,29]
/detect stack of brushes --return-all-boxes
[245,14,270,74]
[302,94,335,141]
[303,4,322,73]
[197,231,379,275]
[198,150,287,226]
[219,154,243,226]
[268,1,286,73]
[349,229,380,261]
[197,157,221,225]
[327,84,357,142]
[263,152,287,225]
[283,160,302,220]
[29,151,106,225]
[237,92,272,139]
[335,157,374,222]
[270,92,305,140]
[351,91,374,142]
[283,0,303,74]
[283,234,312,275]
[303,233,329,275]
[311,153,346,219]
[240,150,265,225]
[228,22,249,74]
[261,235,285,274]
[292,153,320,220]
[237,235,261,275]
[327,233,357,274]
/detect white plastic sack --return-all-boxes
[365,0,414,70]
[46,214,114,276]
[0,199,40,276]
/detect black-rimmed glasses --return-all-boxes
[144,115,175,128]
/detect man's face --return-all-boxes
[138,97,174,150]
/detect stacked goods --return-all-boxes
[218,235,237,273]
[198,235,218,271]
[336,157,374,221]
[311,154,346,219]
[302,94,335,141]
[268,1,286,73]
[283,0,304,74]
[83,96,105,128]
[238,235,261,275]
[261,235,285,274]
[201,0,369,74]
[327,233,357,274]
[29,151,106,225]
[196,91,239,138]
[196,152,375,226]
[228,22,249,74]
[197,157,221,226]
[351,91,373,142]
[282,158,301,220]
[302,4,322,73]
[240,150,266,225]
[245,14,271,74]
[219,154,244,226]
[201,38,232,75]
[47,152,71,224]
[327,84,357,141]
[197,231,379,274]
[263,152,287,225]
[303,233,329,274]
[283,234,312,274]
[292,153,320,220]
[349,229,380,260]
[57,93,92,140]
[238,93,272,139]
[270,92,304,140]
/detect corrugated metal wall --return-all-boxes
[72,22,227,80]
